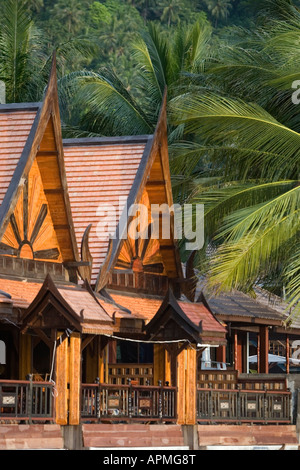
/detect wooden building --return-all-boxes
[0,57,299,450]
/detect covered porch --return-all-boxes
[0,274,300,428]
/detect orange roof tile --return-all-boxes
[0,108,38,208]
[109,292,163,323]
[109,292,226,336]
[178,301,226,334]
[63,138,150,284]
[0,277,42,309]
[57,287,113,324]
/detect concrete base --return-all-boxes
[62,424,84,450]
[182,425,199,450]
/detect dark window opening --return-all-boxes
[117,341,153,364]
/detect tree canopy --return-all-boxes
[1,0,300,320]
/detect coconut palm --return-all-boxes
[205,0,233,27]
[0,0,96,103]
[170,0,300,320]
[159,0,183,26]
[59,16,213,137]
[0,0,47,102]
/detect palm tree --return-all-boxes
[205,0,232,27]
[59,17,213,137]
[159,0,183,26]
[0,0,47,102]
[0,0,96,103]
[170,0,300,320]
[51,0,84,36]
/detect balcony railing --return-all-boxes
[0,377,54,422]
[81,380,177,423]
[197,387,292,424]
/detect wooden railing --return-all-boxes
[197,370,287,391]
[197,387,292,424]
[81,380,177,423]
[108,364,154,385]
[0,377,54,422]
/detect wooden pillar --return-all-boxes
[286,335,290,375]
[177,348,185,425]
[19,333,31,379]
[177,346,197,425]
[185,347,197,425]
[98,336,105,383]
[69,332,81,425]
[233,331,243,373]
[108,339,117,363]
[216,345,226,365]
[55,332,69,425]
[259,326,269,374]
[85,338,99,383]
[153,344,165,385]
[165,349,171,385]
[257,332,260,373]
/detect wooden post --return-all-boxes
[108,339,117,363]
[85,338,98,383]
[98,337,105,383]
[177,348,185,425]
[19,334,32,380]
[286,335,290,375]
[153,344,165,385]
[257,332,260,373]
[177,346,197,425]
[185,347,197,425]
[165,349,171,385]
[259,326,269,374]
[216,345,226,365]
[55,332,69,425]
[69,332,81,425]
[104,343,109,383]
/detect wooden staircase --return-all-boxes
[82,424,186,449]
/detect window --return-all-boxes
[116,341,153,364]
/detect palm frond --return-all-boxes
[193,181,298,242]
[216,184,300,241]
[63,69,153,136]
[207,207,300,292]
[170,91,300,180]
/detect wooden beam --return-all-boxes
[81,335,96,352]
[37,151,59,157]
[33,328,53,349]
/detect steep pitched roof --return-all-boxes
[20,275,114,335]
[63,91,184,293]
[0,54,78,265]
[144,288,226,345]
[107,289,226,345]
[0,104,41,215]
[63,135,152,285]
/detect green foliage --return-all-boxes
[2,0,300,315]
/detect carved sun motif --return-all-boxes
[0,160,62,262]
[116,189,165,274]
